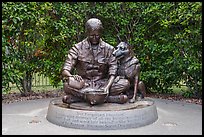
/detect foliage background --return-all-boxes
[2,2,202,98]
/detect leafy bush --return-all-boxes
[2,2,202,98]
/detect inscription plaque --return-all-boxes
[46,98,158,130]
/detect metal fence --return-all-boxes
[7,73,63,92]
[9,73,53,88]
[32,73,51,87]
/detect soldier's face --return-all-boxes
[87,29,101,45]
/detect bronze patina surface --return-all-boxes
[113,42,146,103]
[47,18,158,130]
[61,18,129,105]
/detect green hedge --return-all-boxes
[2,2,202,97]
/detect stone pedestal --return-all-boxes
[46,98,158,130]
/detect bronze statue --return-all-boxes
[61,18,130,105]
[113,42,146,103]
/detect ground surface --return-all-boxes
[2,89,202,105]
[2,97,202,135]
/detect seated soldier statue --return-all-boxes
[61,18,130,104]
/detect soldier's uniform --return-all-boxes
[62,38,130,99]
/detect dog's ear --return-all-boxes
[124,41,132,48]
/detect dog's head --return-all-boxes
[113,42,133,60]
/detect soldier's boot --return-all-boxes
[62,94,82,104]
[106,94,128,104]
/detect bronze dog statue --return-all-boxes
[113,42,146,103]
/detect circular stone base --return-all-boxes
[46,98,158,130]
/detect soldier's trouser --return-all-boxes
[63,76,130,99]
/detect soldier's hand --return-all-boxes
[72,75,83,82]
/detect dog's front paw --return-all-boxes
[129,98,136,103]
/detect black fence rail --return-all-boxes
[9,73,53,88]
[32,73,51,87]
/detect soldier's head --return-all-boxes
[85,18,103,45]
